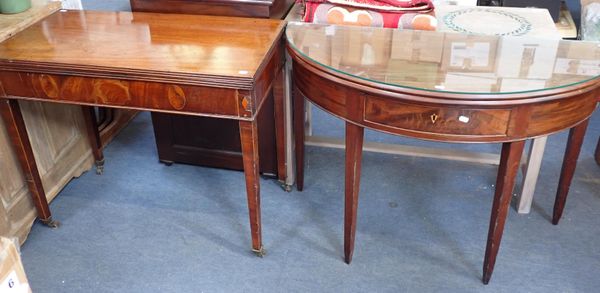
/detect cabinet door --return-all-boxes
[0,101,93,243]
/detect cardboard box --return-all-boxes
[558,41,600,60]
[0,237,31,293]
[495,36,559,79]
[435,5,560,39]
[502,0,561,22]
[391,30,445,63]
[335,28,392,67]
[386,60,441,89]
[441,34,499,72]
[443,72,499,92]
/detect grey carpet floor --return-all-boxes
[20,108,600,292]
[20,0,600,292]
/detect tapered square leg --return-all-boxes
[0,99,58,227]
[293,85,305,191]
[482,140,525,284]
[81,106,105,175]
[273,67,288,186]
[553,119,590,225]
[239,119,264,256]
[344,122,364,264]
[594,136,599,166]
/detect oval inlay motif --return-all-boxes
[61,77,89,99]
[38,74,60,98]
[93,80,131,105]
[167,85,186,110]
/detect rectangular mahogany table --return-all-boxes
[0,10,286,256]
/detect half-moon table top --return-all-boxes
[286,23,600,99]
[0,10,285,88]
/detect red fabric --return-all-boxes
[379,0,432,8]
[300,0,436,30]
[301,0,433,10]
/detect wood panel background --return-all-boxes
[0,102,93,243]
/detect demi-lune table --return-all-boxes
[284,3,573,215]
[0,10,286,256]
[287,23,600,283]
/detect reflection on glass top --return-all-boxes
[286,23,600,95]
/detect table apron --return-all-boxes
[0,71,257,121]
[292,61,598,143]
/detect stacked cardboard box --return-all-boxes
[0,237,31,293]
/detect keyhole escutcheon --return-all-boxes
[430,113,439,124]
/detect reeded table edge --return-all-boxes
[0,59,256,90]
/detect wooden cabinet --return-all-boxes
[151,93,279,171]
[130,0,293,19]
[130,0,292,175]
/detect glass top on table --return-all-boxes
[286,23,600,95]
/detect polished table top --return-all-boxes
[286,23,600,97]
[0,10,285,88]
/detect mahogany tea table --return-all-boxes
[0,10,286,256]
[287,23,600,284]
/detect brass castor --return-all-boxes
[280,182,292,192]
[95,159,105,175]
[252,247,266,257]
[41,217,60,229]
